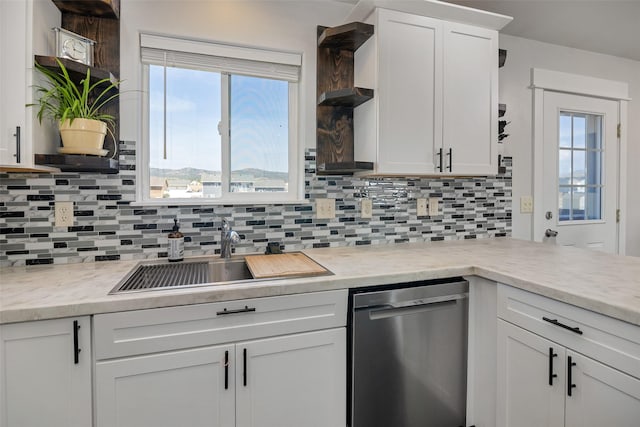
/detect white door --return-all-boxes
[542,92,619,252]
[95,344,235,427]
[236,328,346,427]
[496,320,565,427]
[0,317,92,427]
[565,351,640,427]
[0,0,27,166]
[442,21,498,175]
[376,9,442,174]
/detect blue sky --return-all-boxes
[149,65,288,173]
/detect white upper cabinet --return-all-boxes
[354,7,501,176]
[0,0,59,171]
[443,21,498,175]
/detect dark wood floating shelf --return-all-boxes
[318,87,374,107]
[318,22,374,51]
[317,161,374,175]
[52,0,120,19]
[35,56,117,87]
[35,154,119,174]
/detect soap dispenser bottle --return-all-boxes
[168,218,184,262]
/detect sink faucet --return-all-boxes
[220,218,240,259]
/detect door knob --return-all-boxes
[545,229,558,238]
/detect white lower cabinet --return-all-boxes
[497,319,566,427]
[236,329,345,427]
[0,317,92,427]
[96,344,235,427]
[497,284,640,427]
[564,351,640,427]
[94,290,348,427]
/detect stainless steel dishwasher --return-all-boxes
[350,279,469,427]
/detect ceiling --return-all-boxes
[337,1,640,61]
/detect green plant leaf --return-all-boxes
[29,58,122,136]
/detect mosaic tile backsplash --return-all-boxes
[0,142,512,267]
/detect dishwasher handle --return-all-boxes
[365,292,468,320]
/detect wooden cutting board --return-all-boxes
[244,253,328,279]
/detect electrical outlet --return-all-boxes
[55,201,74,227]
[429,197,439,216]
[361,199,372,219]
[417,198,428,217]
[520,196,533,214]
[316,198,335,219]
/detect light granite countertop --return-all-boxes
[1,238,639,325]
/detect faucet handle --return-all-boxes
[229,230,241,244]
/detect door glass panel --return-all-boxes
[558,111,603,221]
[572,186,585,220]
[572,150,585,185]
[559,114,572,148]
[572,115,586,148]
[559,150,572,184]
[559,186,572,221]
[586,150,601,186]
[587,115,602,150]
[586,187,602,220]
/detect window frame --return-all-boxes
[136,33,303,206]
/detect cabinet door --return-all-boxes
[376,9,443,175]
[497,320,565,427]
[565,350,640,427]
[443,22,498,175]
[0,317,92,427]
[0,0,27,166]
[96,344,235,427]
[236,328,346,427]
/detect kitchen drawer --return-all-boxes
[497,284,640,379]
[94,290,347,360]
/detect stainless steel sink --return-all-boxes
[110,256,255,294]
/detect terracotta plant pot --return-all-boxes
[59,118,107,154]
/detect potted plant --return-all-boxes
[31,58,120,156]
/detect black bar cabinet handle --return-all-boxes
[216,306,256,316]
[542,317,583,335]
[243,348,248,387]
[567,356,577,396]
[14,126,21,163]
[224,350,229,390]
[73,320,81,364]
[437,148,443,172]
[446,148,452,171]
[548,347,558,386]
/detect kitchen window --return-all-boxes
[138,33,302,204]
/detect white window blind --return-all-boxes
[140,33,301,82]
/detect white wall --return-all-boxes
[119,0,352,150]
[499,34,640,256]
